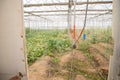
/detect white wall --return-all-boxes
[0,0,28,80]
[108,0,120,80]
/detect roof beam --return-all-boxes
[24,1,112,7]
[26,13,53,21]
[88,11,112,20]
[24,9,112,13]
[24,13,112,16]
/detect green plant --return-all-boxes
[53,57,60,63]
[91,34,98,44]
[100,28,112,43]
[26,29,71,65]
[79,41,90,52]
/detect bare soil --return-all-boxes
[28,43,113,80]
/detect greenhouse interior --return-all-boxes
[1,0,120,80]
[24,0,113,80]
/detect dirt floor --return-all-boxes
[28,43,113,80]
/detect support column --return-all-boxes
[108,0,120,80]
[0,0,28,80]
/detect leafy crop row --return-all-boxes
[26,29,71,65]
[26,27,112,65]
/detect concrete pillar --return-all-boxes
[108,0,120,80]
[0,0,28,80]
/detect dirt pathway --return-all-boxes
[28,45,110,80]
[28,56,51,80]
[28,50,89,80]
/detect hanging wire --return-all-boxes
[74,0,89,45]
[73,0,77,40]
[69,0,77,80]
[73,0,76,25]
[68,0,74,43]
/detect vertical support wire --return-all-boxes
[68,0,74,43]
[74,0,89,45]
[73,0,77,40]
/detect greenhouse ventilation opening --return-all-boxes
[0,0,120,80]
